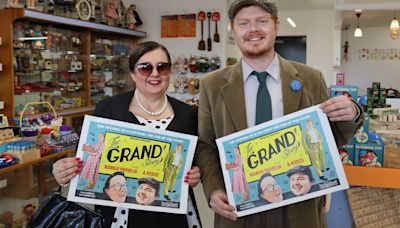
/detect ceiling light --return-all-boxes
[287,17,296,28]
[390,11,399,32]
[354,12,362,37]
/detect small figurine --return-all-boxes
[105,0,118,26]
[7,0,20,8]
[188,55,198,73]
[22,203,36,221]
[126,4,137,30]
[26,0,38,9]
[209,56,221,72]
[33,24,43,48]
[0,211,13,228]
[187,77,199,95]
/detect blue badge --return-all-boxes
[290,80,301,91]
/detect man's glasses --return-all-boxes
[135,62,171,77]
[263,183,280,192]
[109,183,127,190]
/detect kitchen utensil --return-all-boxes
[207,12,212,51]
[198,11,206,51]
[212,12,220,42]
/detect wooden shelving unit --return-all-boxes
[0,8,146,119]
[344,165,400,189]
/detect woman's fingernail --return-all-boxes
[185,175,189,179]
[184,179,188,183]
[75,157,80,161]
[187,171,190,175]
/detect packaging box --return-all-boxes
[355,143,384,167]
[330,85,358,101]
[339,142,355,165]
[383,144,400,168]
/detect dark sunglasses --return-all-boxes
[135,62,171,77]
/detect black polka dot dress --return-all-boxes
[111,115,201,228]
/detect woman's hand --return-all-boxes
[52,157,82,186]
[184,166,201,188]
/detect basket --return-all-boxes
[346,187,400,228]
[18,102,57,138]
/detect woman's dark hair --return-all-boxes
[129,41,171,73]
[103,171,126,193]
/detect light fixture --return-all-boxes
[287,17,296,28]
[390,11,399,32]
[354,11,362,37]
[19,36,48,41]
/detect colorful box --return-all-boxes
[330,85,358,101]
[339,142,355,165]
[355,143,384,167]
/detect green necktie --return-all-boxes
[253,71,272,125]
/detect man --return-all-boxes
[302,119,327,180]
[286,166,319,197]
[258,173,283,203]
[196,0,363,227]
[103,171,127,203]
[135,177,160,206]
[163,143,184,200]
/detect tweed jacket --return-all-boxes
[196,55,363,228]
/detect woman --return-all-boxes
[52,41,201,228]
[225,147,249,202]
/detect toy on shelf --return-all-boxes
[26,0,38,9]
[105,0,118,25]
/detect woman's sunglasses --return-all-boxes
[135,62,171,77]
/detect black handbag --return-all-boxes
[28,187,104,228]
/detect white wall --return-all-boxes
[341,26,400,95]
[127,0,226,64]
[278,9,336,86]
[223,9,337,86]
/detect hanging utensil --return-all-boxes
[212,12,220,42]
[198,11,206,51]
[207,12,212,51]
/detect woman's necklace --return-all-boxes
[135,92,168,116]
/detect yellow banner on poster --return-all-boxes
[98,132,171,182]
[240,125,311,182]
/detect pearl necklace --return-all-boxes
[135,93,168,116]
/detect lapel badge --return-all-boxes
[290,80,301,91]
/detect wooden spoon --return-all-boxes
[198,11,206,51]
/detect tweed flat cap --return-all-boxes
[228,0,278,20]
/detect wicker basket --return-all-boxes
[347,187,400,228]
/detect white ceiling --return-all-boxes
[273,0,400,28]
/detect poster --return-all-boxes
[68,115,198,214]
[216,106,348,217]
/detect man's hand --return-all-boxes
[320,95,358,122]
[210,189,237,221]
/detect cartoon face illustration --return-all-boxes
[105,174,127,203]
[135,178,160,205]
[289,173,312,196]
[258,175,283,203]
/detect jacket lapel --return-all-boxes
[220,63,248,131]
[279,56,303,115]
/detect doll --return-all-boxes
[26,0,38,9]
[8,0,20,8]
[126,4,137,30]
[105,0,118,26]
[23,204,36,221]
